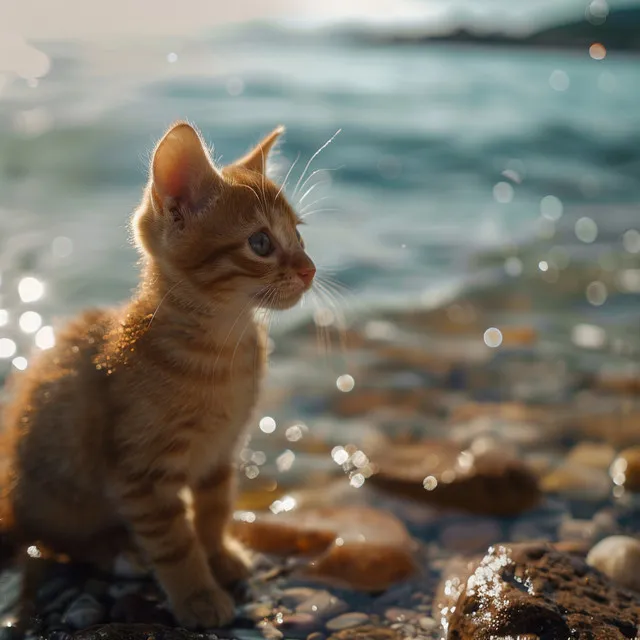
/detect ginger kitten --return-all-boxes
[0,122,315,628]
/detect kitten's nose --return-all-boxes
[297,266,316,287]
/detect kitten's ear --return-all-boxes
[234,126,284,175]
[151,122,222,217]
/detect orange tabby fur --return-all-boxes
[0,122,315,629]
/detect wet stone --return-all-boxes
[296,591,348,619]
[279,612,316,631]
[587,535,640,592]
[439,542,640,639]
[42,587,81,615]
[107,582,144,599]
[325,613,369,631]
[62,594,106,629]
[109,593,174,626]
[306,633,326,640]
[384,608,417,623]
[279,587,318,609]
[369,441,540,516]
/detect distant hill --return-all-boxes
[358,6,640,52]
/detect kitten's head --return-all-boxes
[134,121,315,310]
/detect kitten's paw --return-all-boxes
[174,587,236,629]
[209,541,252,586]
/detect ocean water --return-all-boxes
[0,23,639,376]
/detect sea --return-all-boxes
[0,14,639,378]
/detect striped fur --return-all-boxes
[0,122,315,629]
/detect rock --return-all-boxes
[567,441,616,470]
[437,542,640,639]
[72,624,209,640]
[296,591,348,618]
[368,441,540,516]
[109,593,174,626]
[610,446,640,492]
[306,633,326,640]
[418,616,437,631]
[587,536,640,592]
[107,582,144,600]
[42,587,81,615]
[541,462,611,500]
[0,628,22,640]
[62,594,106,629]
[279,612,317,631]
[231,506,418,591]
[257,620,283,639]
[325,613,369,631]
[384,608,417,623]
[327,625,399,639]
[279,587,318,609]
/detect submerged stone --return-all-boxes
[230,506,418,591]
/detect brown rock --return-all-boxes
[368,441,540,516]
[610,446,640,492]
[332,387,437,418]
[230,506,418,592]
[438,542,640,639]
[327,626,400,640]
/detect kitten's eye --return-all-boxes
[295,229,301,242]
[248,231,274,257]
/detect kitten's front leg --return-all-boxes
[192,465,252,586]
[116,468,235,629]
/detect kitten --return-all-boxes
[0,122,315,628]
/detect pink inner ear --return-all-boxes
[154,149,192,202]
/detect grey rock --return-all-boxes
[0,571,21,615]
[62,594,106,629]
[325,613,369,631]
[296,591,348,619]
[43,587,81,615]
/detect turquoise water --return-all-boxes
[0,24,639,375]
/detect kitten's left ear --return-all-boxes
[234,126,284,175]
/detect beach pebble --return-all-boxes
[368,440,540,516]
[326,613,369,631]
[279,587,318,609]
[567,441,616,470]
[256,620,283,640]
[279,613,316,631]
[541,462,611,500]
[62,594,106,629]
[43,588,81,615]
[384,608,417,623]
[107,582,143,599]
[296,590,348,619]
[587,535,640,592]
[610,446,640,492]
[419,616,438,631]
[231,506,418,591]
[306,633,326,640]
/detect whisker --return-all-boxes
[299,196,332,215]
[293,129,342,199]
[295,165,345,207]
[275,152,301,201]
[297,180,330,206]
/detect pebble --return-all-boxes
[307,633,326,640]
[62,594,106,629]
[296,591,348,618]
[107,582,144,599]
[42,588,81,615]
[256,620,284,640]
[418,616,438,631]
[541,463,611,500]
[240,603,273,622]
[586,535,640,592]
[279,613,316,630]
[325,613,369,631]
[567,442,615,470]
[231,506,418,591]
[279,587,319,609]
[384,608,417,623]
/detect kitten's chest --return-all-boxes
[186,330,266,477]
